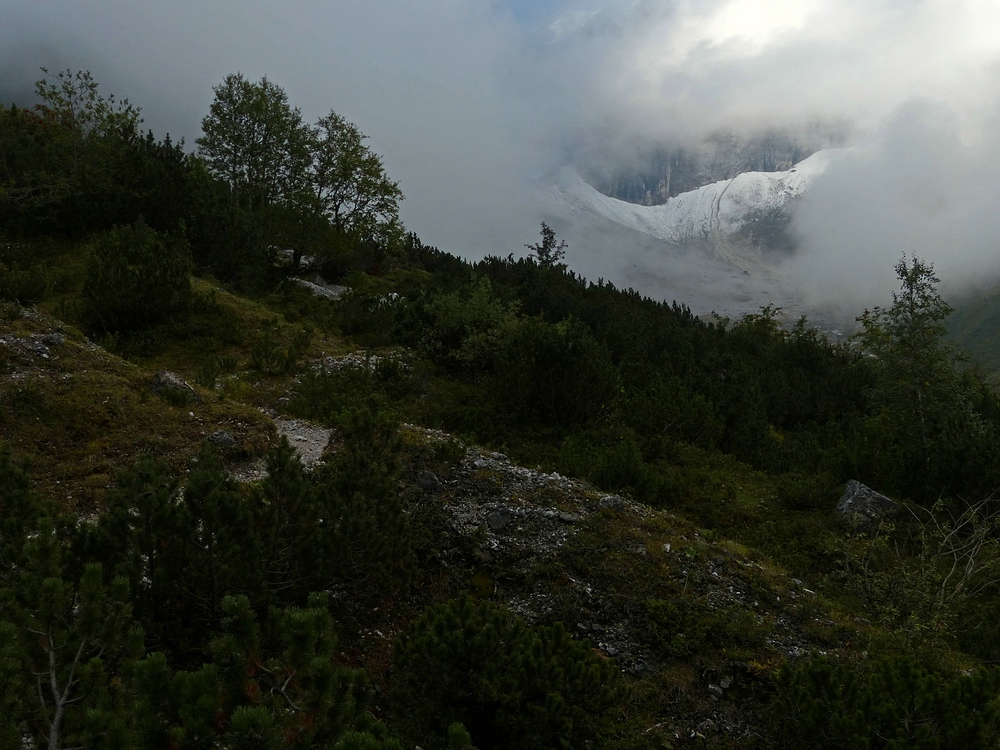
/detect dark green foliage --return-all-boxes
[0,448,46,579]
[251,436,322,607]
[289,358,416,429]
[333,730,405,750]
[775,471,840,511]
[83,219,192,333]
[557,431,661,503]
[195,73,404,278]
[840,497,1000,640]
[196,73,312,212]
[249,325,313,375]
[185,182,272,289]
[0,73,196,247]
[0,70,142,238]
[330,289,401,344]
[94,454,191,644]
[0,260,49,304]
[391,595,617,750]
[0,451,40,747]
[853,255,994,501]
[289,364,380,425]
[129,592,373,749]
[406,276,519,374]
[775,654,1000,749]
[183,442,254,629]
[130,652,224,749]
[316,407,413,606]
[590,434,655,497]
[495,315,619,428]
[623,374,724,452]
[210,593,370,749]
[0,621,25,750]
[309,110,404,255]
[112,130,197,235]
[1,537,133,750]
[643,596,770,660]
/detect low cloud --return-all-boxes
[4,0,1000,310]
[541,0,1000,308]
[788,96,1000,313]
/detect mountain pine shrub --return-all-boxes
[390,595,617,750]
[774,653,1000,749]
[83,218,191,332]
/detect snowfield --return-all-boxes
[538,149,856,321]
[548,149,851,247]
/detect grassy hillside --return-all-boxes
[2,236,999,748]
[948,285,1000,379]
[3,68,1000,748]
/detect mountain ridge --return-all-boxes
[549,149,852,252]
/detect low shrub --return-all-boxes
[82,219,191,333]
[390,595,618,750]
[0,261,49,305]
[774,654,1000,749]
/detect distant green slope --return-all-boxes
[947,286,1000,378]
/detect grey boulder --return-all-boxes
[837,480,898,527]
[151,370,200,404]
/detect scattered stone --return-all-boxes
[708,684,724,699]
[720,675,733,689]
[487,508,514,534]
[599,494,625,510]
[273,417,333,468]
[151,370,200,403]
[837,480,898,527]
[290,277,348,300]
[207,430,237,449]
[558,511,582,523]
[40,333,65,347]
[416,470,443,493]
[0,333,57,359]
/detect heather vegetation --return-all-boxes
[3,69,1000,748]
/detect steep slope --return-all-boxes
[540,149,854,319]
[946,285,1000,378]
[549,149,848,251]
[0,303,274,509]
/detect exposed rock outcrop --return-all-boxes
[837,480,898,527]
[151,370,200,403]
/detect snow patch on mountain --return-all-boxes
[535,148,860,322]
[548,149,852,247]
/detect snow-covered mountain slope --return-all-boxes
[537,149,855,320]
[548,149,850,248]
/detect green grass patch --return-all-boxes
[0,309,272,511]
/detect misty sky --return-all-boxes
[4,0,1000,310]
